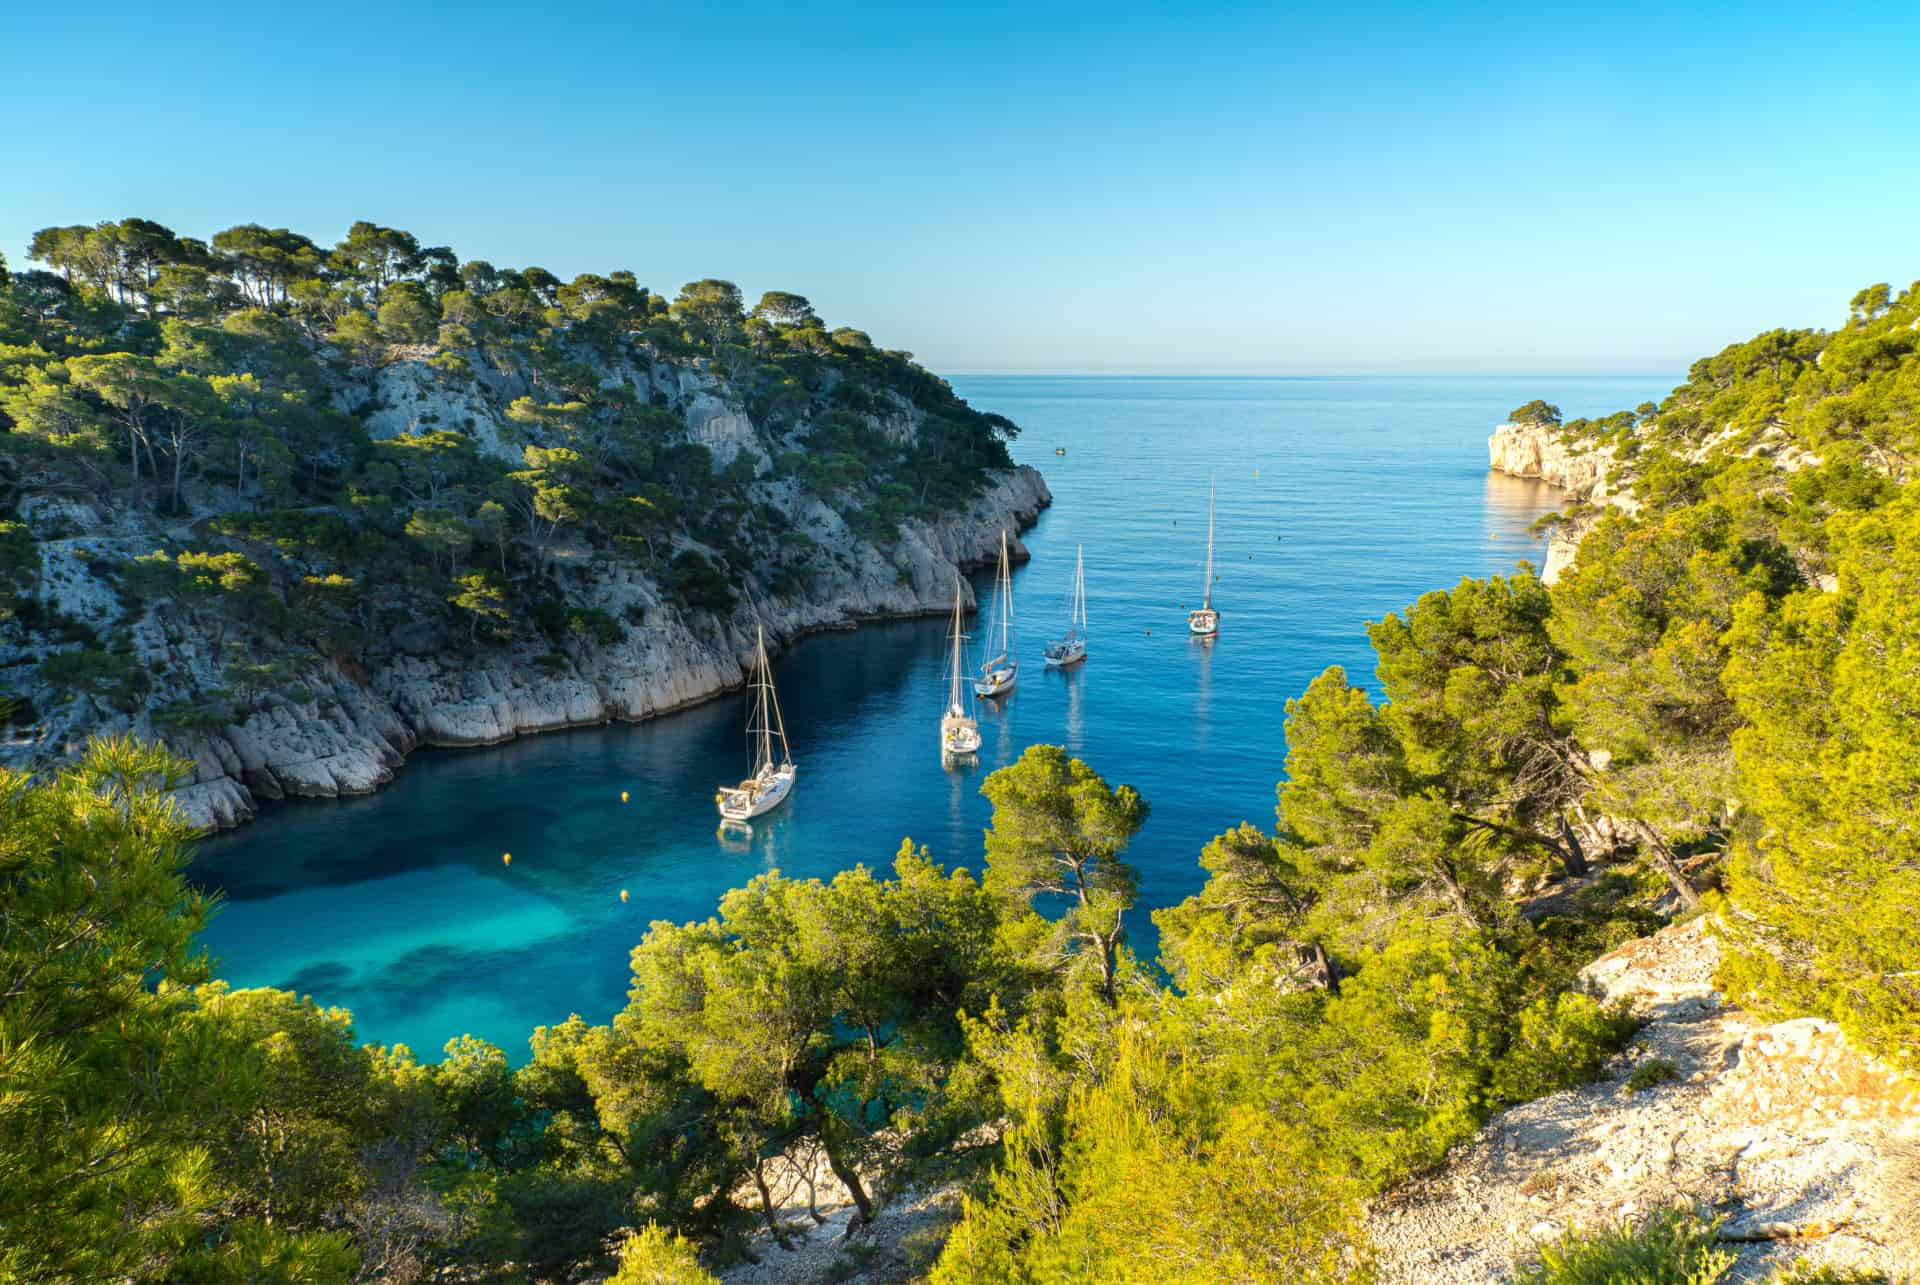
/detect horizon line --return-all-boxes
[944,370,1681,380]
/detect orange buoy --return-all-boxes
[620,889,630,903]
[620,790,629,803]
[502,852,512,866]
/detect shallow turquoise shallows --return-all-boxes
[192,375,1674,1060]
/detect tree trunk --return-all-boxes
[1631,819,1701,908]
[1311,940,1340,997]
[1095,926,1120,1008]
[1434,859,1482,925]
[821,1137,874,1226]
[750,1159,793,1249]
[1555,813,1590,878]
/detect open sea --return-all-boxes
[192,375,1674,1059]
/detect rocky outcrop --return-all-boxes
[1,322,1051,831]
[3,465,1048,831]
[1366,918,1920,1283]
[1487,423,1637,585]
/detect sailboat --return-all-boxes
[1044,545,1088,667]
[973,530,1018,697]
[715,623,796,823]
[1188,476,1220,637]
[940,580,982,757]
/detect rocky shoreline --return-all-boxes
[161,466,1050,830]
[1486,421,1635,584]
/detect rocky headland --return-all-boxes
[2,342,1048,830]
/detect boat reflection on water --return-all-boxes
[714,802,795,872]
[1048,661,1086,755]
[1190,631,1215,751]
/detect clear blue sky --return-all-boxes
[3,1,1916,374]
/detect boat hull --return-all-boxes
[716,764,797,822]
[1188,608,1218,637]
[1043,639,1086,667]
[973,665,1017,698]
[941,711,981,755]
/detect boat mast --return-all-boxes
[1203,475,1215,610]
[948,581,966,710]
[1074,545,1086,638]
[749,623,790,771]
[1000,530,1014,657]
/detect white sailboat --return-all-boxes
[1188,475,1220,637]
[1044,544,1088,667]
[973,530,1018,697]
[715,623,796,823]
[940,579,982,757]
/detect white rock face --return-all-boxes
[139,465,1049,831]
[1366,917,1920,1283]
[1488,423,1622,502]
[1487,423,1639,585]
[685,392,770,474]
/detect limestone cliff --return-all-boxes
[0,343,1049,830]
[1488,414,1824,585]
[1486,422,1637,584]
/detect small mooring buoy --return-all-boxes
[620,889,630,903]
[502,852,512,866]
[620,790,629,803]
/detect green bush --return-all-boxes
[1515,1208,1733,1284]
[1625,1057,1681,1094]
[608,1222,717,1284]
[1766,1264,1891,1285]
[567,608,624,646]
[1489,992,1634,1106]
[39,646,150,710]
[669,549,735,613]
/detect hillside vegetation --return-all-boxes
[4,273,1920,1283]
[0,219,1021,796]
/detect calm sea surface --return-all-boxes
[193,376,1674,1059]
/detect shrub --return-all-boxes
[669,550,735,613]
[39,646,150,711]
[1625,1057,1681,1094]
[608,1222,716,1284]
[1766,1264,1890,1284]
[1515,1208,1733,1284]
[567,608,624,646]
[1489,992,1635,1106]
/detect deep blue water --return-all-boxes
[192,376,1674,1059]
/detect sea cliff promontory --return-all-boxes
[0,219,1048,827]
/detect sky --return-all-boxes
[3,1,1917,375]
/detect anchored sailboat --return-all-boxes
[940,580,982,757]
[715,623,796,823]
[1044,544,1088,667]
[1188,476,1220,637]
[973,530,1018,697]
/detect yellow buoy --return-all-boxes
[502,852,512,866]
[620,790,629,803]
[620,888,630,903]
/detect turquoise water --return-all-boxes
[193,376,1674,1059]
